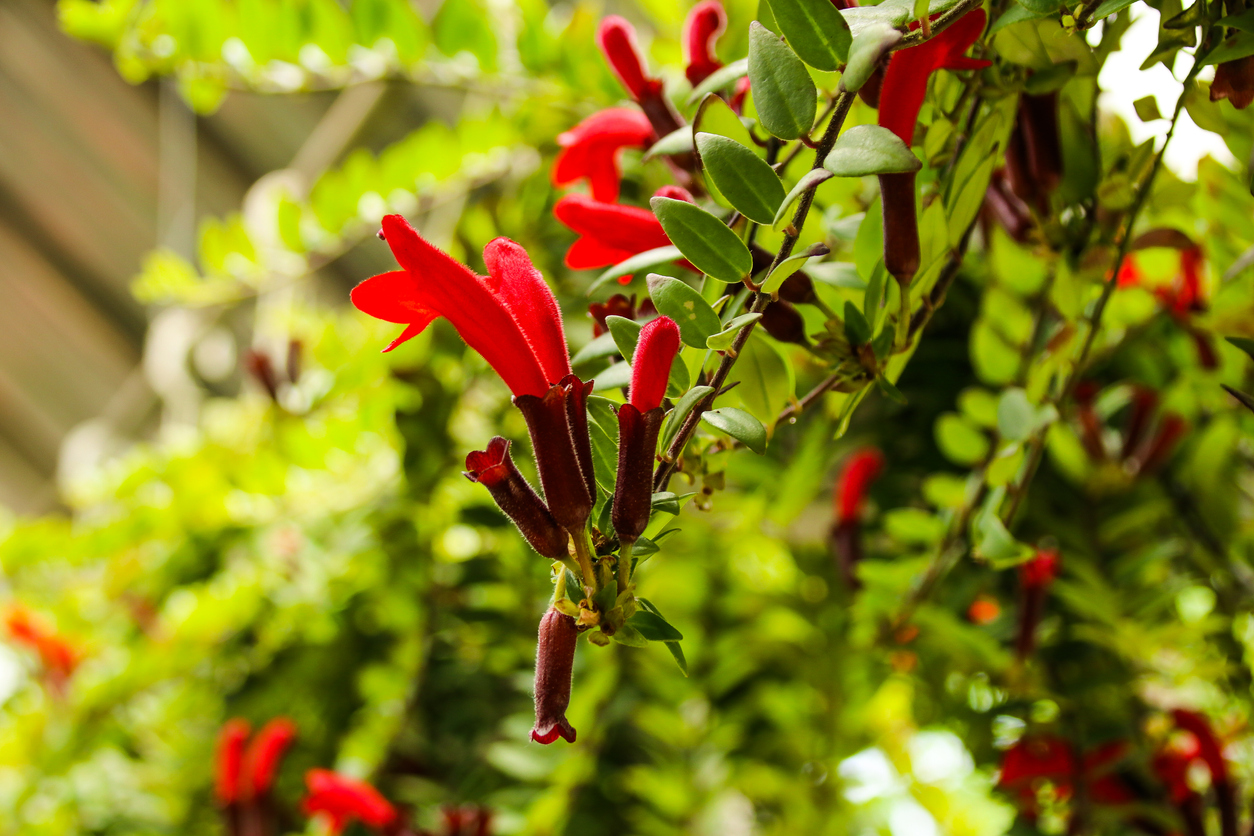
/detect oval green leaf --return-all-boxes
[570,330,620,366]
[706,312,762,350]
[660,385,715,451]
[696,133,787,225]
[769,0,852,71]
[841,22,902,93]
[628,609,684,642]
[701,407,768,454]
[646,274,724,348]
[649,197,752,282]
[823,125,922,177]
[747,21,817,140]
[605,315,642,361]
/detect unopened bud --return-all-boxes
[532,608,579,744]
[878,172,920,287]
[612,404,665,545]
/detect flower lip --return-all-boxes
[553,109,654,204]
[629,316,681,413]
[684,0,727,86]
[878,9,990,145]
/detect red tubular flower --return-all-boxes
[877,10,989,286]
[1171,710,1237,836]
[352,217,570,398]
[612,317,680,545]
[597,16,662,101]
[5,604,79,682]
[554,188,697,280]
[532,607,579,744]
[628,316,680,413]
[216,718,251,806]
[242,717,297,800]
[553,109,654,204]
[999,737,1133,811]
[514,376,597,533]
[465,438,570,558]
[835,449,884,524]
[683,1,726,87]
[303,769,398,835]
[1017,549,1059,659]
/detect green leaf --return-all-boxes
[936,413,990,465]
[1219,8,1254,33]
[1133,95,1162,121]
[696,133,787,224]
[706,313,763,350]
[644,126,695,160]
[694,93,756,147]
[591,361,633,393]
[1227,336,1254,361]
[660,385,715,451]
[651,491,693,515]
[629,608,684,641]
[1222,385,1254,414]
[824,125,922,176]
[768,0,852,71]
[996,388,1036,442]
[701,407,768,454]
[1091,0,1136,20]
[989,4,1050,36]
[973,504,1034,567]
[649,197,753,282]
[841,22,902,93]
[844,300,872,346]
[590,246,684,293]
[773,169,834,229]
[666,352,691,399]
[1013,0,1061,15]
[877,375,907,404]
[664,641,689,675]
[1023,61,1077,94]
[606,316,642,362]
[1204,30,1254,65]
[610,623,650,647]
[647,274,724,348]
[571,331,622,367]
[687,57,751,103]
[761,246,826,294]
[748,21,818,140]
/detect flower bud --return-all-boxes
[597,16,663,102]
[835,449,884,525]
[629,316,681,413]
[465,438,569,558]
[514,377,596,533]
[879,172,920,287]
[683,0,726,87]
[243,717,297,800]
[216,718,251,806]
[760,300,809,346]
[612,404,665,545]
[532,608,579,744]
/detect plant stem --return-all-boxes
[571,531,598,601]
[616,539,635,595]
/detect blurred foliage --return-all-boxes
[1,0,1252,833]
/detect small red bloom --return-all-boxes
[629,316,681,413]
[242,717,298,800]
[834,449,884,524]
[968,596,1001,624]
[1021,549,1059,589]
[683,1,727,87]
[532,608,579,744]
[1171,710,1229,786]
[303,769,398,835]
[999,737,1133,810]
[353,218,570,398]
[554,188,696,280]
[597,16,662,101]
[553,109,654,204]
[1115,256,1142,288]
[5,604,79,682]
[216,718,251,806]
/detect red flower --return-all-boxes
[597,16,662,101]
[878,10,990,145]
[5,604,79,682]
[683,1,727,87]
[554,187,696,280]
[1171,709,1229,786]
[1020,549,1059,589]
[1115,256,1142,288]
[553,109,654,203]
[216,719,251,806]
[303,769,398,834]
[834,449,884,524]
[353,217,570,398]
[464,437,570,558]
[999,737,1133,810]
[532,608,579,744]
[243,717,297,800]
[629,316,681,413]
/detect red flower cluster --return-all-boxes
[304,769,398,835]
[5,603,79,687]
[999,736,1134,812]
[553,109,654,204]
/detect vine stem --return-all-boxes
[652,91,857,491]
